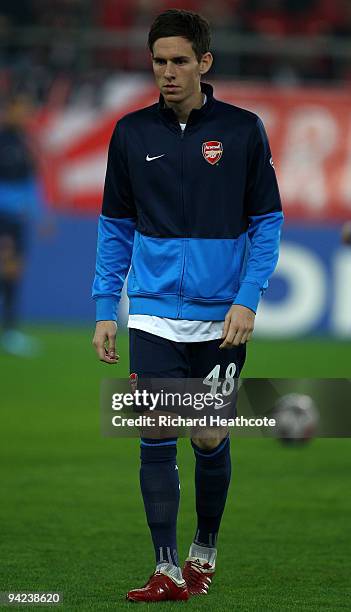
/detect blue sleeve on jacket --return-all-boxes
[92,122,137,322]
[92,215,136,321]
[233,211,284,313]
[234,116,284,313]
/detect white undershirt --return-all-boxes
[128,97,224,342]
[128,315,224,343]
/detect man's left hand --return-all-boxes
[219,305,255,349]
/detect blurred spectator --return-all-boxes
[96,0,136,29]
[0,1,351,96]
[299,0,343,35]
[327,0,351,38]
[0,0,34,26]
[242,0,290,36]
[0,96,50,356]
[324,0,351,83]
[284,0,316,13]
[33,0,88,28]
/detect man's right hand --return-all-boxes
[92,320,119,364]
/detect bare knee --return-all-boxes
[191,435,226,451]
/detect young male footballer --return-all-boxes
[92,9,283,602]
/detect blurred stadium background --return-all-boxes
[1,0,351,336]
[1,1,350,609]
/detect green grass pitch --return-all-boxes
[1,328,350,610]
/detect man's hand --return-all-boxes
[92,320,119,364]
[219,305,255,349]
[341,221,351,245]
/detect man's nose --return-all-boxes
[164,61,176,79]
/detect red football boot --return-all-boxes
[182,558,215,596]
[126,569,189,602]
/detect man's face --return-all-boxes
[151,36,211,104]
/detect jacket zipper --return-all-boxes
[177,127,186,318]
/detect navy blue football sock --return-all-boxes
[140,439,180,566]
[191,436,231,548]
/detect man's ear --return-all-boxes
[199,52,213,75]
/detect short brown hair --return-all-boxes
[148,9,211,62]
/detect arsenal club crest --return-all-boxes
[202,141,223,165]
[129,372,138,393]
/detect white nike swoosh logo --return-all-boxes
[214,401,231,410]
[146,154,165,162]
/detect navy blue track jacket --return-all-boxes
[92,82,283,322]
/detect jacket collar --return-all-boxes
[157,82,215,130]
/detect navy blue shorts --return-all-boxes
[129,329,246,441]
[129,328,246,380]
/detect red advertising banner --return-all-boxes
[34,79,351,220]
